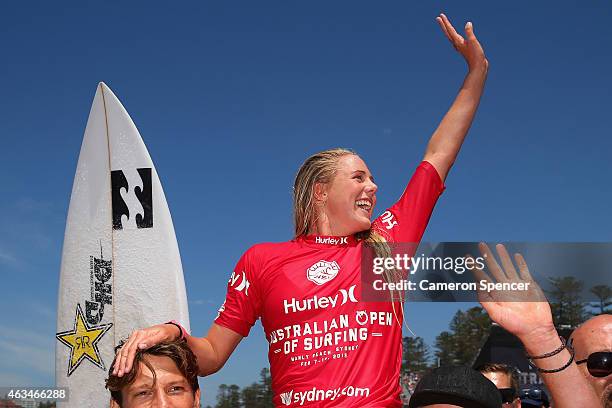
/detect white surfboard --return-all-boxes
[55,82,190,407]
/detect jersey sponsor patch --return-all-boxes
[380,210,398,230]
[314,236,348,245]
[306,260,340,285]
[229,271,250,295]
[279,385,371,406]
[283,284,358,314]
[280,390,293,405]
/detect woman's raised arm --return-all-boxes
[423,14,489,181]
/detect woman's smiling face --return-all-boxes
[317,154,378,236]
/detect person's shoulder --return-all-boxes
[417,160,444,184]
[241,240,297,261]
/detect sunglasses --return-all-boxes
[520,388,549,404]
[498,388,517,404]
[576,351,612,378]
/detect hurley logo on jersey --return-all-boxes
[314,236,348,245]
[284,284,358,314]
[307,260,340,285]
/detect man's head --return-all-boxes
[476,363,520,408]
[569,314,612,408]
[409,366,502,408]
[106,339,201,408]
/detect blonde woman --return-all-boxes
[113,14,488,407]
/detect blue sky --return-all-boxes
[1,1,611,406]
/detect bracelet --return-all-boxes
[525,336,566,360]
[165,320,187,340]
[528,341,575,374]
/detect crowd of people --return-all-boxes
[400,312,611,408]
[102,12,609,408]
[107,266,612,408]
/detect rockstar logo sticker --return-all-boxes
[56,304,113,376]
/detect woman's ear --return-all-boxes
[313,182,327,203]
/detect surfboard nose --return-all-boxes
[98,82,115,96]
[94,82,110,104]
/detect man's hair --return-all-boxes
[476,362,520,393]
[105,338,199,406]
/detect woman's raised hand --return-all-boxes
[111,323,180,377]
[436,13,488,72]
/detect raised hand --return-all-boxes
[471,243,554,341]
[471,243,603,408]
[436,13,488,72]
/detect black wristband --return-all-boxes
[525,336,566,360]
[528,341,575,374]
[165,321,184,340]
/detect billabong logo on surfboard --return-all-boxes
[111,168,153,230]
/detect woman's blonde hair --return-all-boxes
[293,148,356,238]
[292,148,406,309]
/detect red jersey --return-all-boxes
[214,161,444,407]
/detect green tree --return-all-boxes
[228,385,241,407]
[216,367,272,407]
[547,276,586,327]
[241,383,259,407]
[215,384,241,408]
[240,369,272,407]
[590,284,612,315]
[402,336,430,374]
[216,384,229,408]
[257,367,273,406]
[434,307,491,366]
[434,331,455,366]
